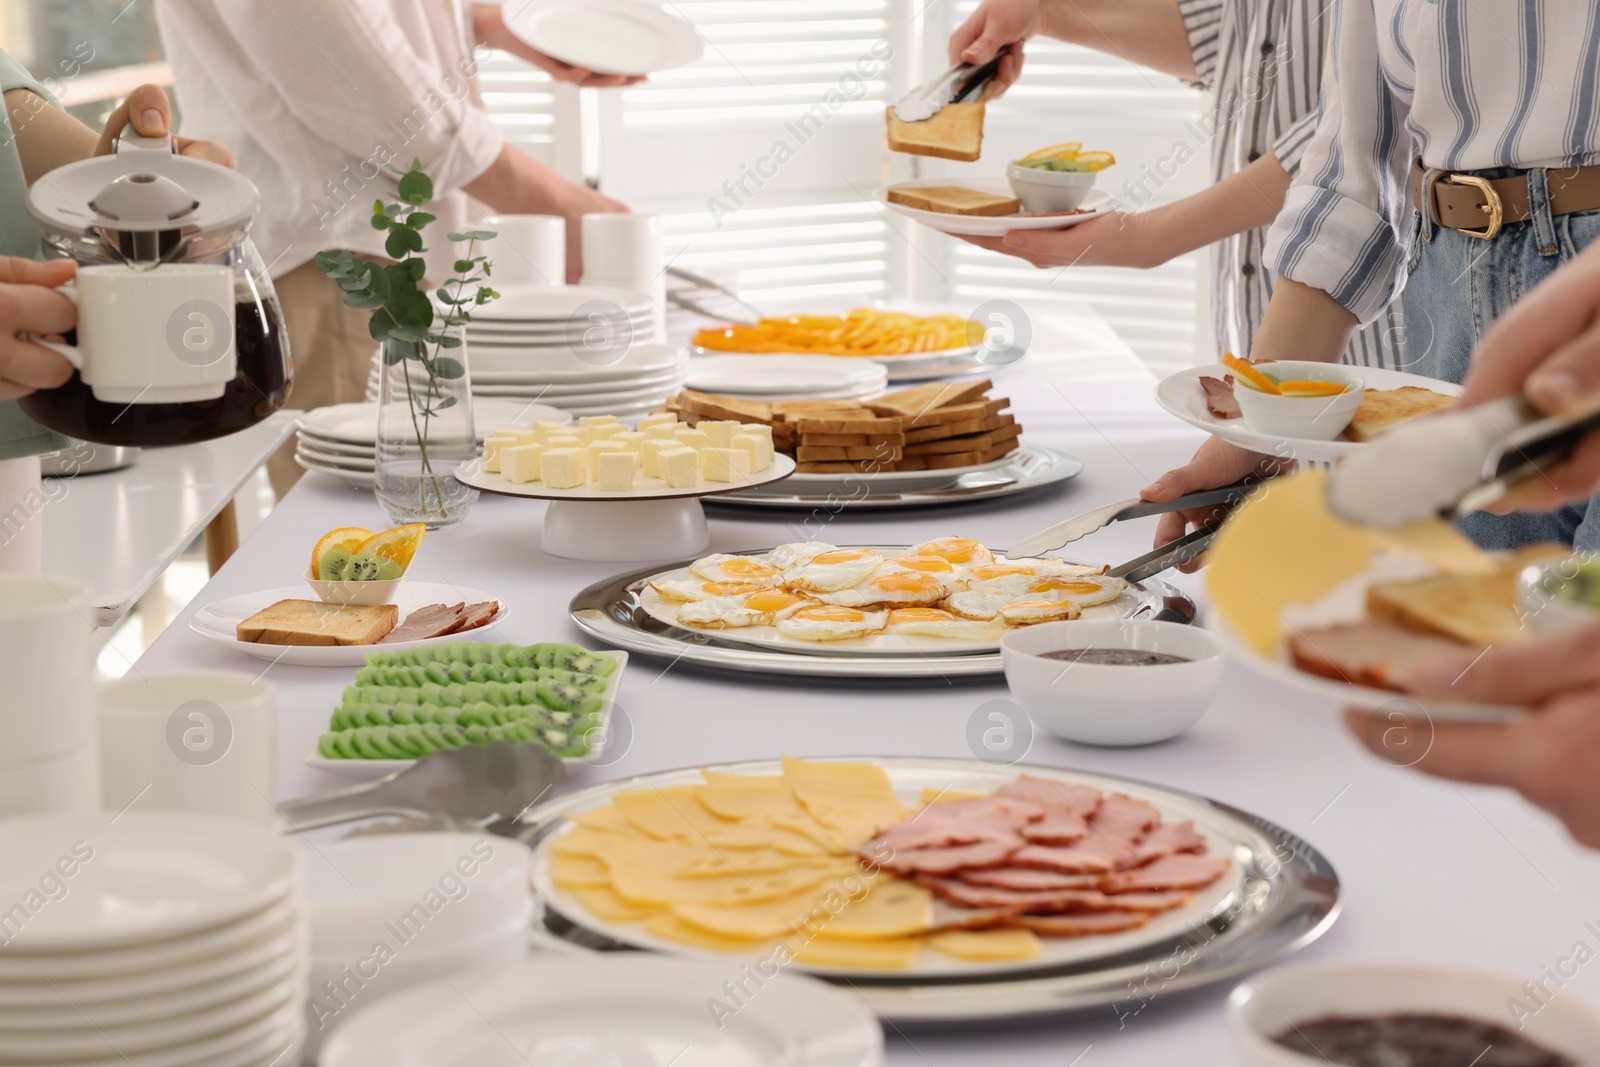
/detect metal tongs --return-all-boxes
[1329,394,1600,526]
[893,45,1012,123]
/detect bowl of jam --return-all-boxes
[1228,962,1599,1066]
[999,619,1225,746]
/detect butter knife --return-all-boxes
[892,46,1011,123]
[1005,479,1254,559]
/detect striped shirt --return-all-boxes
[1267,0,1600,324]
[1180,0,1405,368]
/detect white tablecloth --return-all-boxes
[133,309,1600,1062]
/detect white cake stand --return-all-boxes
[455,455,796,561]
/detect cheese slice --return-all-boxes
[550,853,611,888]
[611,786,734,840]
[549,826,626,858]
[643,911,767,954]
[790,935,922,970]
[807,878,934,941]
[569,803,643,835]
[570,885,662,923]
[925,928,1042,961]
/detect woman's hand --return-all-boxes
[958,211,1170,270]
[472,3,646,88]
[97,84,234,167]
[948,0,1046,98]
[1139,437,1293,570]
[0,257,78,401]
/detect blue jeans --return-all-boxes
[1402,165,1600,553]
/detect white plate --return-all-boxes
[304,650,629,780]
[1154,364,1462,463]
[296,460,376,489]
[295,444,374,471]
[469,342,686,379]
[504,0,705,75]
[292,434,374,458]
[28,998,305,1067]
[296,400,570,445]
[532,761,1242,980]
[685,353,888,395]
[0,814,298,955]
[471,381,685,406]
[470,285,652,322]
[783,451,1019,490]
[877,178,1115,237]
[471,367,685,394]
[187,583,509,668]
[456,453,794,502]
[635,550,1145,657]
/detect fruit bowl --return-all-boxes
[303,565,404,607]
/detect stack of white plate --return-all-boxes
[467,341,689,420]
[0,812,309,1067]
[467,283,656,362]
[295,398,569,487]
[684,353,888,401]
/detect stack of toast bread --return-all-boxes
[659,379,1021,474]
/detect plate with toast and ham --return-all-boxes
[878,177,1114,237]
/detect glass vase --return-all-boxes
[374,323,478,529]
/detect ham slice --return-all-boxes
[1128,821,1207,867]
[994,776,1103,817]
[1090,793,1160,842]
[1288,622,1475,693]
[880,836,1022,875]
[450,601,501,635]
[1019,807,1089,845]
[1010,839,1128,874]
[380,603,464,643]
[1200,374,1242,419]
[1021,912,1150,937]
[958,868,1102,891]
[872,796,1044,852]
[1099,854,1231,894]
[920,876,1194,916]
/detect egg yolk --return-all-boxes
[1028,578,1106,594]
[889,608,955,622]
[969,564,1033,581]
[918,538,986,563]
[795,606,866,622]
[744,590,805,611]
[874,572,941,592]
[722,558,779,578]
[811,550,875,564]
[889,555,957,572]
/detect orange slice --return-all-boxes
[1020,141,1081,163]
[311,526,371,579]
[356,524,427,573]
[1070,150,1116,171]
[1277,380,1350,397]
[1222,353,1281,395]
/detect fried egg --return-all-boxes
[649,579,766,603]
[677,589,813,628]
[912,536,994,566]
[999,598,1082,625]
[944,591,1014,620]
[1024,574,1127,608]
[764,541,838,568]
[814,568,951,608]
[783,548,884,592]
[885,608,1007,640]
[688,554,783,586]
[775,604,888,641]
[883,554,960,575]
[996,557,1109,577]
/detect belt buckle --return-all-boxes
[1442,173,1503,240]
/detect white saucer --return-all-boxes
[877,177,1115,236]
[295,399,569,445]
[685,353,888,395]
[503,0,705,76]
[188,582,509,667]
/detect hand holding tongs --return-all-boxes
[893,45,1013,123]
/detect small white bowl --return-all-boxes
[1006,161,1097,213]
[1231,361,1365,441]
[1228,961,1600,1066]
[1000,619,1225,746]
[304,564,404,606]
[1518,555,1600,633]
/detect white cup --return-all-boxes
[582,213,665,339]
[97,670,277,826]
[31,263,237,404]
[0,746,100,816]
[0,573,97,767]
[483,215,565,287]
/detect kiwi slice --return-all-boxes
[535,680,602,716]
[346,553,384,581]
[536,644,616,677]
[318,547,354,581]
[541,667,607,694]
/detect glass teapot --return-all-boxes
[18,132,292,447]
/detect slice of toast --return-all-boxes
[886,103,986,162]
[887,186,1019,216]
[1365,543,1570,646]
[676,391,774,424]
[1287,621,1476,692]
[1345,386,1455,442]
[867,380,993,418]
[236,599,398,646]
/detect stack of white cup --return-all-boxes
[0,574,100,815]
[581,213,665,342]
[483,214,566,287]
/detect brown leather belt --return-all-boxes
[1410,158,1600,240]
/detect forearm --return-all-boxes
[1140,153,1292,263]
[1039,0,1196,81]
[463,144,584,217]
[6,90,96,185]
[1248,278,1359,362]
[470,3,513,52]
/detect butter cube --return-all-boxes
[639,438,676,477]
[658,446,701,488]
[493,427,541,446]
[541,447,588,489]
[702,446,753,483]
[637,413,677,431]
[597,450,638,491]
[589,440,634,468]
[533,419,569,443]
[738,424,774,447]
[546,434,583,451]
[674,428,710,452]
[731,432,774,472]
[482,434,519,473]
[698,420,740,448]
[609,430,648,451]
[578,415,621,429]
[642,424,680,441]
[502,443,545,484]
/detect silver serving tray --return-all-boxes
[568,546,1197,678]
[513,756,1341,1026]
[706,443,1084,511]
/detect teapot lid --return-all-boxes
[28,132,259,261]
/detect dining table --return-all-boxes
[131,305,1600,1063]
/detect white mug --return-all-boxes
[32,263,237,404]
[483,215,565,287]
[0,573,97,767]
[98,670,277,827]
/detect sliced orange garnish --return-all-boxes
[311,526,371,579]
[1277,380,1351,397]
[356,524,427,572]
[1221,353,1281,395]
[1070,150,1116,171]
[1021,141,1081,163]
